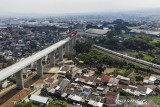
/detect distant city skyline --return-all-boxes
[0,0,160,16]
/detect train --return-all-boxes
[93,45,160,70]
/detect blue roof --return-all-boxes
[103,25,109,28]
[82,91,89,95]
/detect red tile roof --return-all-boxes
[0,63,3,69]
[45,78,54,83]
[101,75,111,82]
[142,100,155,107]
[61,66,70,71]
[105,91,118,99]
[137,86,147,93]
[78,78,86,83]
[0,52,3,56]
[118,84,128,89]
[156,86,160,91]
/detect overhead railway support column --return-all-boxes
[72,36,76,47]
[50,51,55,67]
[69,38,73,52]
[37,58,43,77]
[59,46,63,61]
[15,70,24,90]
[65,42,69,57]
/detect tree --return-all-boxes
[78,49,104,68]
[74,42,92,54]
[41,88,48,96]
[86,24,102,29]
[107,30,116,38]
[14,101,36,107]
[96,64,105,74]
[117,88,132,96]
[135,75,144,81]
[47,100,68,107]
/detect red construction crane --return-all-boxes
[66,30,77,37]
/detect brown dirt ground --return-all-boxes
[0,74,53,107]
[103,68,115,74]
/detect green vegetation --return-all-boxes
[96,31,160,64]
[74,39,160,85]
[86,24,103,29]
[40,88,48,96]
[150,39,160,44]
[143,54,154,61]
[117,89,133,96]
[130,52,154,62]
[14,100,69,107]
[74,41,92,54]
[0,85,3,91]
[104,19,131,35]
[28,72,33,77]
[47,100,69,107]
[14,101,38,107]
[145,95,160,105]
[109,69,132,77]
[74,42,158,76]
[0,55,14,68]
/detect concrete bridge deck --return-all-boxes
[0,37,72,82]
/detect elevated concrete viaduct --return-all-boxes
[0,36,77,89]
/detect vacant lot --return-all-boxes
[0,74,53,107]
[103,68,116,74]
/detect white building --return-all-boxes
[0,79,8,88]
[85,28,110,37]
[29,94,49,106]
[44,77,55,88]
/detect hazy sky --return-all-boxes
[0,0,160,14]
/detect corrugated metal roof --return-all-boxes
[29,94,49,104]
[85,28,110,35]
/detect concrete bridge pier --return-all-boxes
[59,46,63,61]
[65,42,69,57]
[72,36,76,47]
[50,51,55,67]
[37,58,43,77]
[69,38,73,52]
[15,70,24,89]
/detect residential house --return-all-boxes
[143,79,149,85]
[0,79,8,88]
[117,75,130,85]
[148,75,157,85]
[135,100,157,107]
[0,63,3,70]
[107,77,120,87]
[0,52,3,56]
[57,79,70,94]
[44,77,55,88]
[101,75,111,85]
[148,74,160,85]
[155,86,160,97]
[125,85,137,95]
[66,66,78,79]
[117,84,128,91]
[29,94,49,106]
[58,65,71,78]
[103,91,120,107]
[96,87,105,95]
[63,60,74,65]
[134,86,152,97]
